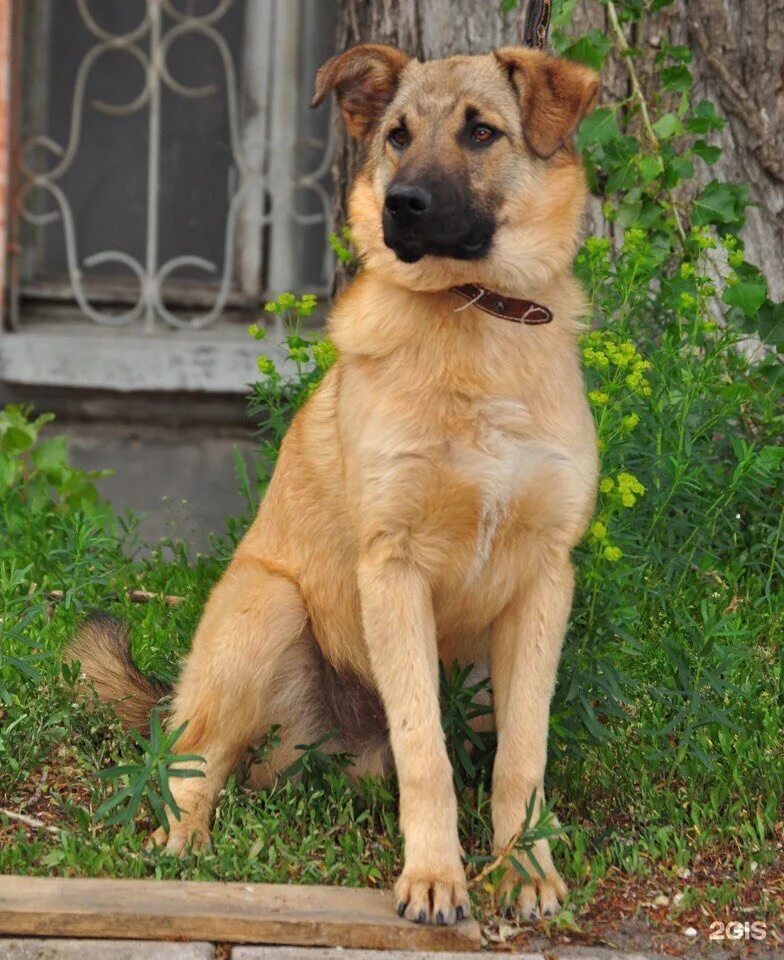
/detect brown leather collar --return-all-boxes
[450,283,553,325]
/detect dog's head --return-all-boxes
[312,45,599,292]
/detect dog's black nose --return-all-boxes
[384,185,432,226]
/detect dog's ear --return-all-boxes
[311,44,411,140]
[494,47,600,159]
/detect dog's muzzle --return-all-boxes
[382,182,495,264]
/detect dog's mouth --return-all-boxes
[382,218,495,264]
[383,210,495,263]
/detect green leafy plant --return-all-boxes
[94,710,205,833]
[281,730,355,787]
[0,405,110,515]
[465,790,566,897]
[0,562,50,704]
[440,661,495,792]
[247,293,336,488]
[328,226,360,271]
[558,0,782,364]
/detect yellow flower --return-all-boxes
[256,355,275,375]
[599,477,614,493]
[617,472,645,496]
[588,390,609,407]
[622,413,639,431]
[679,292,697,311]
[604,545,623,562]
[590,521,608,541]
[621,492,636,508]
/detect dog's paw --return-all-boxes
[394,861,471,925]
[147,816,211,857]
[496,851,568,920]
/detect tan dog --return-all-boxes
[69,44,599,925]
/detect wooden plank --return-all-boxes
[0,876,481,952]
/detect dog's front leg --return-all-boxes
[358,549,468,925]
[490,553,573,919]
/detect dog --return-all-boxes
[68,43,600,925]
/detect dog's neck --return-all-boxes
[329,268,586,369]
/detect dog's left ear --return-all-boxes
[494,47,600,159]
[311,44,411,141]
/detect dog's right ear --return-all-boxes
[311,44,411,141]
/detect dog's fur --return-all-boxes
[67,45,599,924]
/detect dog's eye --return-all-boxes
[471,124,499,145]
[387,126,410,149]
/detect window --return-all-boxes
[3,0,337,391]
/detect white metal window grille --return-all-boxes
[7,0,337,335]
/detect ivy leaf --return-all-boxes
[661,64,693,93]
[652,113,685,140]
[693,181,750,228]
[638,155,663,184]
[661,44,693,64]
[723,281,768,318]
[663,154,694,188]
[606,160,638,193]
[691,140,722,165]
[686,100,726,134]
[563,30,612,70]
[616,188,644,228]
[755,301,784,347]
[577,108,619,150]
[552,0,578,27]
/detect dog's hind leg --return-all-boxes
[149,555,308,854]
[247,640,393,790]
[244,629,339,791]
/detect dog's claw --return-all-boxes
[394,862,469,925]
[455,905,464,921]
[397,901,407,917]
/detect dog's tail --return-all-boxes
[65,613,171,735]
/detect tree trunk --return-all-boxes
[332,0,784,298]
[680,0,783,300]
[567,0,784,299]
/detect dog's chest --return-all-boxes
[446,397,545,575]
